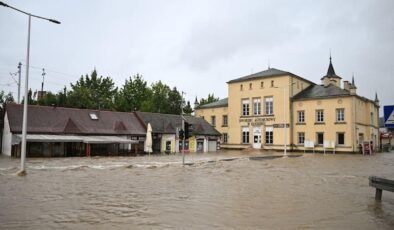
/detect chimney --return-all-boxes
[349,85,357,95]
[343,81,350,91]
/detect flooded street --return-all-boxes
[1,152,393,229]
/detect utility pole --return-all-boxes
[181,91,185,165]
[17,62,21,103]
[41,68,45,99]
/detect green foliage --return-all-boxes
[0,90,15,109]
[37,92,57,106]
[183,101,193,115]
[16,68,191,115]
[199,93,219,106]
[67,70,117,110]
[21,89,36,105]
[115,74,149,112]
[140,81,183,114]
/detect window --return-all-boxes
[211,116,216,126]
[242,127,249,144]
[265,127,273,144]
[89,113,98,120]
[298,132,305,144]
[249,83,252,90]
[253,98,261,115]
[261,81,264,88]
[200,116,204,120]
[317,132,324,145]
[298,111,305,123]
[271,80,274,87]
[242,99,250,116]
[223,133,228,143]
[337,133,345,145]
[222,115,228,126]
[265,97,273,115]
[240,84,243,91]
[336,109,345,122]
[370,112,374,125]
[316,110,324,122]
[179,140,189,150]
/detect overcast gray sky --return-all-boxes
[1,0,393,113]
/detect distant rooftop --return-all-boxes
[293,84,350,100]
[227,68,313,84]
[196,98,228,109]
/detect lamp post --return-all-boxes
[277,82,295,157]
[1,1,60,176]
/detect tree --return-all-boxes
[0,91,15,110]
[56,86,68,107]
[37,91,57,106]
[21,88,36,105]
[115,74,149,112]
[167,87,182,114]
[199,93,219,106]
[140,81,182,114]
[141,81,170,113]
[67,69,117,110]
[183,101,193,115]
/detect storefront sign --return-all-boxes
[239,117,276,126]
[273,124,290,128]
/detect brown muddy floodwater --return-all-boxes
[0,152,393,229]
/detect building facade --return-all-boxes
[135,111,221,154]
[195,58,380,153]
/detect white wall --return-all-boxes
[161,134,176,153]
[2,113,12,156]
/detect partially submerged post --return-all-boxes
[369,176,394,201]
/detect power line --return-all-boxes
[20,63,80,80]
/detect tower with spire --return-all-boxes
[374,91,380,105]
[349,75,357,95]
[194,96,199,109]
[321,55,342,87]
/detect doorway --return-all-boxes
[253,127,262,149]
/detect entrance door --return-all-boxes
[253,127,262,149]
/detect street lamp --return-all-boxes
[276,82,295,157]
[1,1,60,176]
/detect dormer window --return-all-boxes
[89,113,98,120]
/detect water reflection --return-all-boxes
[0,152,393,229]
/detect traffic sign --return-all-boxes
[384,105,394,128]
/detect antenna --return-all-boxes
[268,58,270,69]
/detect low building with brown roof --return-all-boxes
[2,104,146,157]
[135,111,221,153]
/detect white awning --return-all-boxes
[13,134,138,144]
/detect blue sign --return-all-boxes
[384,105,394,128]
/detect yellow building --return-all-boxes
[195,57,380,153]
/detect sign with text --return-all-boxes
[239,117,275,126]
[273,124,290,128]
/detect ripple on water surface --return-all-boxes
[0,153,393,229]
